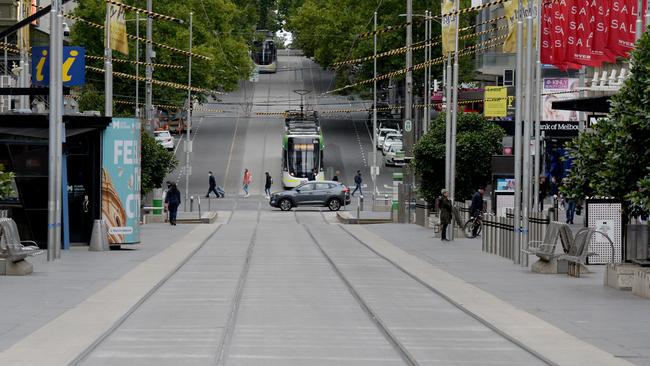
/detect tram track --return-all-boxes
[303,224,420,366]
[69,225,223,366]
[336,224,557,366]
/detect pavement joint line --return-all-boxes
[215,224,258,365]
[0,223,221,366]
[339,225,636,366]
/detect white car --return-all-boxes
[382,133,402,155]
[154,130,175,150]
[376,128,398,149]
[384,143,405,167]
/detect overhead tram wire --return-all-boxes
[358,14,505,40]
[324,35,507,94]
[85,66,221,94]
[333,24,508,67]
[104,0,184,24]
[0,42,183,69]
[62,13,211,60]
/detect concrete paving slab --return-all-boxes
[0,223,219,366]
[347,224,638,366]
[366,223,650,366]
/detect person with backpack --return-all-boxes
[264,172,273,199]
[352,170,363,196]
[439,189,453,241]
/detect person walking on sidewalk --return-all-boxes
[164,182,181,226]
[439,189,452,241]
[205,171,220,198]
[264,172,273,199]
[352,170,363,196]
[332,170,340,182]
[242,168,252,197]
[538,176,549,212]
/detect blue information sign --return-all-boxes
[31,46,85,87]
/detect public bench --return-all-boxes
[521,221,565,262]
[0,218,43,275]
[558,227,596,277]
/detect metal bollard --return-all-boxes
[190,196,194,212]
[359,195,364,212]
[198,197,202,219]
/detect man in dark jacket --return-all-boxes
[538,176,549,212]
[352,170,363,196]
[469,187,485,237]
[206,171,220,198]
[439,189,453,241]
[307,168,316,181]
[165,182,181,226]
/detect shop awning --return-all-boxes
[551,96,612,113]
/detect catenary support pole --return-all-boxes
[47,0,63,261]
[450,0,459,202]
[637,0,644,40]
[373,11,378,196]
[533,0,542,210]
[104,0,112,117]
[135,12,139,118]
[521,0,534,266]
[403,0,413,192]
[445,52,452,193]
[513,0,524,264]
[184,12,193,212]
[423,10,429,134]
[145,0,153,133]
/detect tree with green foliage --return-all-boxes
[285,0,476,93]
[70,0,255,115]
[412,112,504,203]
[562,31,650,218]
[141,133,178,196]
[0,164,16,200]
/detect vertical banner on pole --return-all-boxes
[102,118,141,245]
[109,0,129,55]
[441,0,455,55]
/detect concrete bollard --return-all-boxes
[89,219,109,251]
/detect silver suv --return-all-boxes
[270,181,351,211]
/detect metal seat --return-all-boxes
[558,227,596,277]
[521,221,564,262]
[0,218,43,263]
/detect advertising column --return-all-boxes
[102,118,141,244]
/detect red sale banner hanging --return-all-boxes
[608,0,646,57]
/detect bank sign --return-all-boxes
[102,118,141,244]
[31,46,85,86]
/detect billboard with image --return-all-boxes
[542,78,579,122]
[102,118,141,244]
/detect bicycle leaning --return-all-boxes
[463,215,483,238]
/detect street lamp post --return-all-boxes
[403,0,413,199]
[513,0,524,264]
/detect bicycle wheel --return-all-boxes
[463,220,476,238]
[475,221,483,236]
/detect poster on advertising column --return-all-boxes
[102,118,141,244]
[542,78,579,121]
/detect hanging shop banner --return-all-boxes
[503,0,537,54]
[31,46,85,86]
[609,0,647,57]
[109,0,129,55]
[484,86,508,117]
[542,0,645,70]
[441,0,456,55]
[542,78,579,121]
[102,118,141,245]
